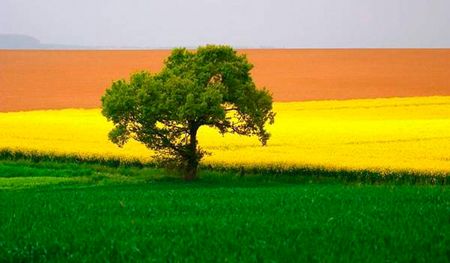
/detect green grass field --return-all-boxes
[1,158,449,262]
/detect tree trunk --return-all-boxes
[185,158,198,181]
[184,124,199,180]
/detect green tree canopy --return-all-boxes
[101,45,275,179]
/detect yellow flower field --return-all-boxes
[1,96,450,173]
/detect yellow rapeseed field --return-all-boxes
[1,96,450,173]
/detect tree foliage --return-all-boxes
[101,45,275,179]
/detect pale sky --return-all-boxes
[1,0,450,48]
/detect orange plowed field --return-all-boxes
[1,49,450,112]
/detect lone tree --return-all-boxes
[101,45,275,180]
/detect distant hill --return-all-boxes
[0,34,179,50]
[0,34,90,49]
[0,34,42,48]
[0,34,265,50]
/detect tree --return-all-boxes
[101,45,275,180]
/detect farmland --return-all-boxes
[2,49,450,111]
[1,49,450,261]
[0,160,449,262]
[1,96,450,173]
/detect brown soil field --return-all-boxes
[1,49,450,112]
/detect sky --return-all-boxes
[1,0,450,48]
